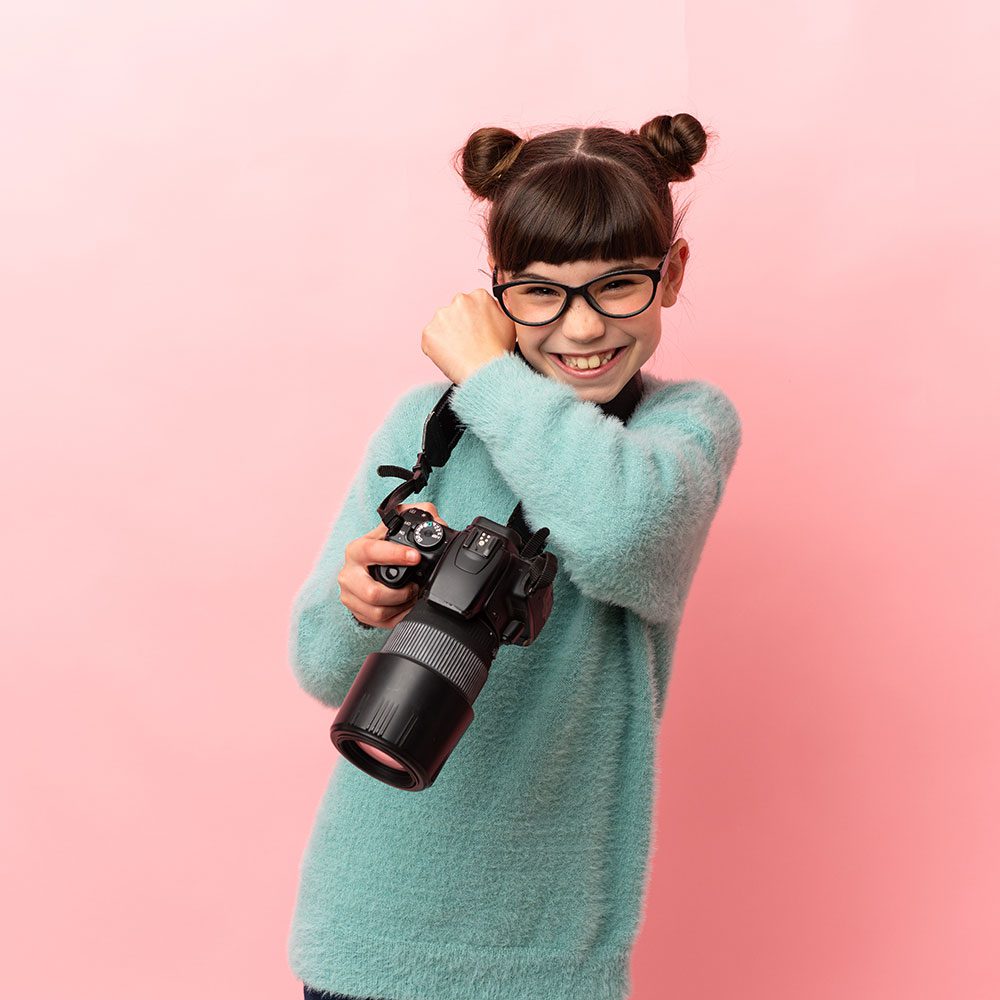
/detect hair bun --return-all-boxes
[455,126,526,201]
[636,113,709,182]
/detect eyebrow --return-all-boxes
[511,261,645,281]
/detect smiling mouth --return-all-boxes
[549,346,625,363]
[548,345,628,375]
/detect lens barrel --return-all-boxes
[330,601,498,790]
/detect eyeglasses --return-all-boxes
[488,254,669,326]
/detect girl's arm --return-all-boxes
[449,352,743,627]
[289,383,440,708]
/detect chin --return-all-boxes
[574,384,618,403]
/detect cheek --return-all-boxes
[515,334,545,357]
[515,339,552,375]
[631,318,661,348]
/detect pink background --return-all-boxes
[4,2,998,998]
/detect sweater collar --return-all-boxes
[512,343,644,425]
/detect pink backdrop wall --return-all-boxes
[4,2,998,997]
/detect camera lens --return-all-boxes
[330,598,497,790]
[354,740,408,771]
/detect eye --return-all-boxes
[596,278,639,292]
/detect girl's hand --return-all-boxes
[421,288,517,384]
[339,502,448,629]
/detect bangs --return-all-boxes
[489,156,670,275]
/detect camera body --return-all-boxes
[368,506,551,647]
[330,506,557,790]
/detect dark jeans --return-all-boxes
[303,986,385,1000]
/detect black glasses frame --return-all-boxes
[490,253,669,326]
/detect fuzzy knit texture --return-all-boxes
[287,350,742,1000]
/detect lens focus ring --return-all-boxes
[381,618,490,703]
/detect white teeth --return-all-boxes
[559,349,616,370]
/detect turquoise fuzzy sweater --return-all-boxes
[287,351,742,1000]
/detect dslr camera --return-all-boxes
[329,385,558,791]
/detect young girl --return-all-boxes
[289,114,742,1000]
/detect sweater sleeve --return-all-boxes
[288,382,445,708]
[448,352,742,627]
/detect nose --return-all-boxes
[560,293,606,344]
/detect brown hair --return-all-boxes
[452,114,713,278]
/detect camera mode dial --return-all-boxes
[412,518,445,549]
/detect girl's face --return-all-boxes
[491,239,689,405]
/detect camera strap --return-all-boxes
[374,343,645,549]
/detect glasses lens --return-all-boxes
[501,273,655,324]
[502,283,567,325]
[590,273,656,317]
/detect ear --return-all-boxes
[660,238,690,308]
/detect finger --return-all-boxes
[363,538,423,566]
[381,605,415,629]
[348,566,420,608]
[340,587,408,628]
[356,505,446,547]
[360,601,415,631]
[340,589,376,626]
[349,521,402,562]
[373,579,420,608]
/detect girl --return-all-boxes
[290,114,742,1000]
